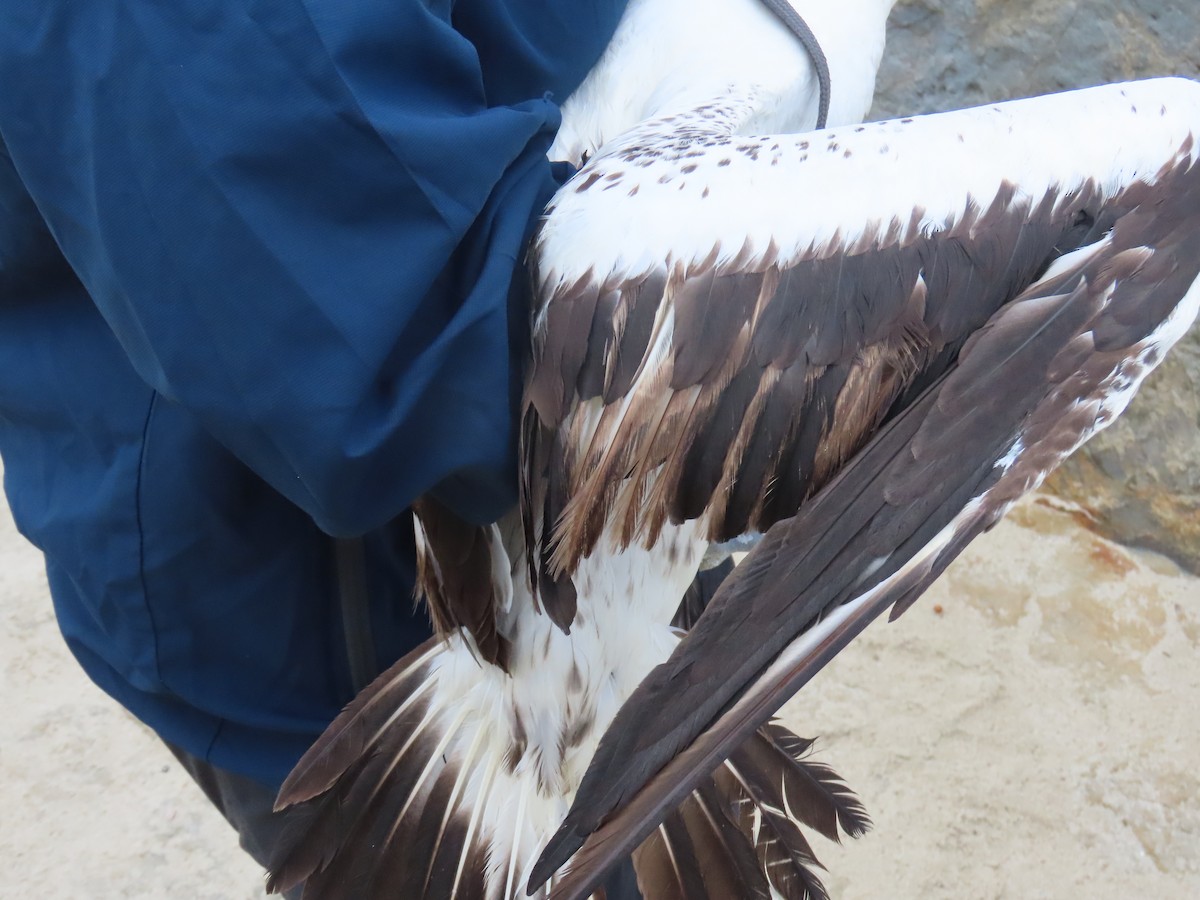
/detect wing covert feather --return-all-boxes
[523,80,1200,586]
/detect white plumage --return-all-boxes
[268,3,1200,899]
[549,0,893,165]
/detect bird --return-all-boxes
[265,1,1200,898]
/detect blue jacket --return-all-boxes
[0,1,625,788]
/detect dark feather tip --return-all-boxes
[528,826,586,895]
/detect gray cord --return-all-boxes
[757,0,832,129]
[335,536,377,692]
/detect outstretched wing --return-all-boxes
[522,78,1200,895]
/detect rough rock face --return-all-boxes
[872,1,1200,572]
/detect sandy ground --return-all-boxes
[2,487,1198,899]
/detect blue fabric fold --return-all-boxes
[0,0,625,786]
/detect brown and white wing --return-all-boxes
[411,497,514,668]
[520,78,1200,896]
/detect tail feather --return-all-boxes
[625,718,866,900]
[629,825,686,900]
[268,641,867,900]
[632,777,774,900]
[269,638,508,899]
[391,747,478,899]
[654,809,711,898]
[725,779,830,900]
[690,779,773,899]
[267,643,443,893]
[275,640,442,809]
[732,723,870,843]
[270,704,458,896]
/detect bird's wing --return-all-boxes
[521,78,1200,897]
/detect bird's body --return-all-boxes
[548,0,892,165]
[268,2,1200,898]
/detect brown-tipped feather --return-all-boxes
[730,724,870,843]
[658,810,709,898]
[630,779,771,900]
[717,761,831,900]
[624,720,866,900]
[686,780,773,899]
[413,498,510,668]
[630,825,689,900]
[268,672,443,893]
[270,648,497,900]
[275,640,440,810]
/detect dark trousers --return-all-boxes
[167,743,642,899]
[166,743,304,900]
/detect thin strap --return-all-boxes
[335,537,377,692]
[758,0,832,129]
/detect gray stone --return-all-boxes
[872,0,1200,572]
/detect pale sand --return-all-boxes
[2,488,1198,898]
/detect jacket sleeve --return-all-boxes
[0,1,622,535]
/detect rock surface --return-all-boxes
[874,0,1200,119]
[803,496,1200,899]
[873,0,1200,573]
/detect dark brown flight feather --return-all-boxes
[719,726,869,900]
[628,719,865,900]
[730,723,870,844]
[413,497,510,668]
[269,640,449,894]
[274,641,441,812]
[270,636,526,900]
